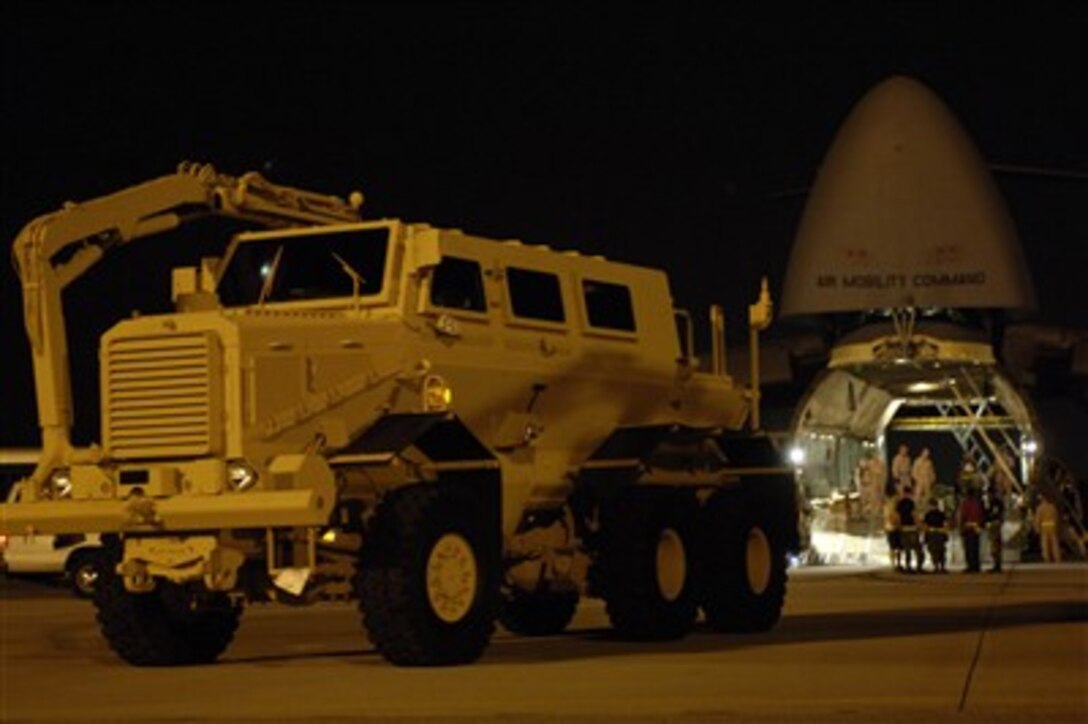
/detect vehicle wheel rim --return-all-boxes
[426,533,478,623]
[746,527,772,595]
[656,527,687,602]
[75,564,99,594]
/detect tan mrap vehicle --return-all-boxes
[1,163,799,666]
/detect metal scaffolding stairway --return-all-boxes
[941,371,1085,559]
[937,376,1017,494]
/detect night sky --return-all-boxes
[2,2,1086,448]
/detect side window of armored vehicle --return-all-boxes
[581,279,636,333]
[506,267,565,323]
[218,228,390,307]
[430,257,487,312]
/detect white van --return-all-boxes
[0,449,103,597]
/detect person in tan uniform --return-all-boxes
[993,447,1017,501]
[1034,495,1062,563]
[891,444,912,495]
[884,494,903,570]
[857,455,884,517]
[911,447,937,507]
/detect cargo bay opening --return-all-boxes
[771,77,1077,567]
[787,314,1040,566]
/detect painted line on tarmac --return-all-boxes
[957,566,1014,712]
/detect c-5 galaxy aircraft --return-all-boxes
[774,76,1085,563]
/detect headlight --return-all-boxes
[788,447,806,466]
[422,374,453,412]
[48,469,73,499]
[227,459,259,492]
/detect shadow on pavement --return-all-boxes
[475,598,1087,666]
[216,597,1086,668]
[7,565,1084,669]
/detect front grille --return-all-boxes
[103,332,221,459]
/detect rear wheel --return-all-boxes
[93,550,241,666]
[499,588,579,636]
[699,488,787,632]
[356,484,498,665]
[596,488,699,640]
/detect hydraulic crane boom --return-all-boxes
[12,162,363,488]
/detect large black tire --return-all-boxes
[93,550,241,666]
[699,488,788,633]
[499,588,579,636]
[596,488,699,640]
[355,484,498,666]
[66,549,101,599]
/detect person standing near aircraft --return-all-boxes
[884,493,903,571]
[958,487,985,573]
[1034,495,1062,563]
[857,455,883,517]
[911,447,937,506]
[869,454,888,506]
[983,484,1005,572]
[892,444,912,495]
[922,498,949,573]
[896,486,923,572]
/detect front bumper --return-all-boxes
[0,488,330,536]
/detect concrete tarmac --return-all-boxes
[1,563,1085,722]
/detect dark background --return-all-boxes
[2,2,1086,454]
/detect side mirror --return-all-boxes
[172,266,219,312]
[172,267,199,300]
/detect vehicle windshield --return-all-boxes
[217,227,390,307]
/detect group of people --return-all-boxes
[880,443,1066,573]
[883,487,944,573]
[882,482,1004,573]
[884,444,953,573]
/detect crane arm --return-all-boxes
[12,162,363,485]
[16,162,362,332]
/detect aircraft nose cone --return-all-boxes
[781,75,1036,316]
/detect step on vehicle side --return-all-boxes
[0,164,800,666]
